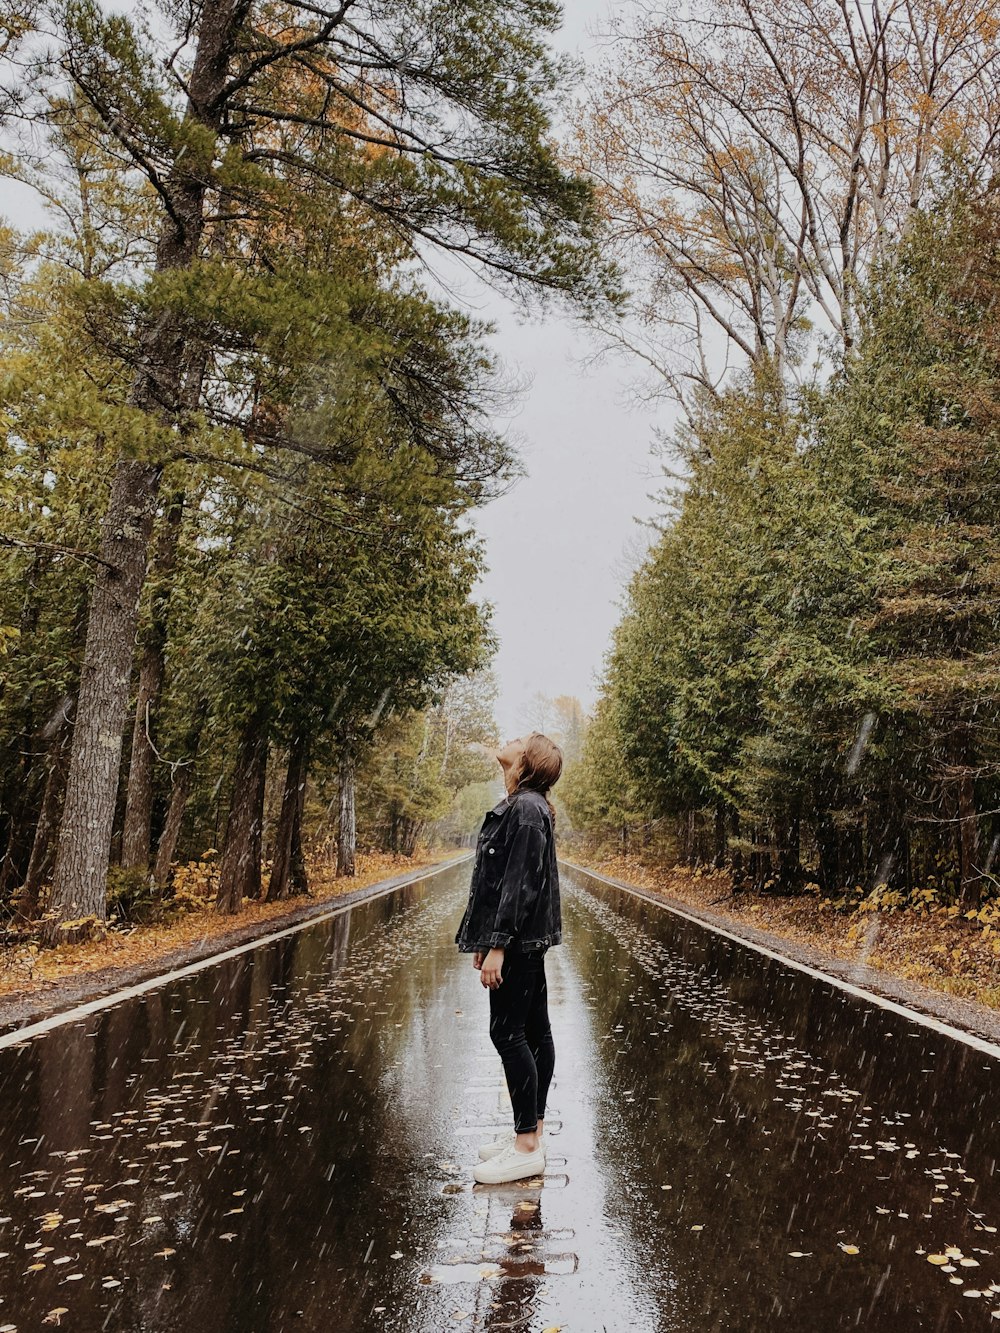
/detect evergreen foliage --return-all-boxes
[0,0,614,932]
[571,186,1000,906]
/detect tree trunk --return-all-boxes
[686,809,698,868]
[0,551,50,896]
[402,818,422,857]
[385,802,399,855]
[957,764,980,908]
[216,720,269,913]
[153,764,193,888]
[16,725,72,920]
[152,704,206,886]
[714,801,727,868]
[729,810,747,890]
[45,460,163,940]
[841,821,864,891]
[121,490,185,871]
[751,825,772,892]
[816,811,839,893]
[45,0,244,941]
[866,792,908,891]
[337,743,356,878]
[267,734,309,902]
[775,814,801,892]
[288,782,309,896]
[244,740,268,902]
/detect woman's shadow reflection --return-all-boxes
[482,1191,547,1331]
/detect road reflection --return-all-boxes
[0,860,996,1331]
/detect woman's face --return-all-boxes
[495,736,525,769]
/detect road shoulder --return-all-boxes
[0,852,469,1034]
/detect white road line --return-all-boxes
[0,856,472,1052]
[562,859,1000,1063]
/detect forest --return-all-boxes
[560,0,1000,910]
[0,0,615,942]
[5,0,1000,953]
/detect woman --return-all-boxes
[454,731,564,1184]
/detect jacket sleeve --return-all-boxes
[486,816,547,949]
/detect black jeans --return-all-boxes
[488,948,555,1134]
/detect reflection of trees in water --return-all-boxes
[39,1021,94,1153]
[566,879,1000,1331]
[569,888,853,1329]
[0,873,469,1332]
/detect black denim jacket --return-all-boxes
[454,789,561,953]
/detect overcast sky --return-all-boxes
[2,0,675,745]
[462,305,668,744]
[457,1,673,743]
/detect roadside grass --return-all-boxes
[0,847,465,1002]
[577,852,1000,1013]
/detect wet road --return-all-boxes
[0,861,999,1331]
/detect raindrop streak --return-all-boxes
[847,711,876,776]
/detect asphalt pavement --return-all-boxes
[0,859,997,1331]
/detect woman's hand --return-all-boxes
[472,950,485,970]
[480,947,505,989]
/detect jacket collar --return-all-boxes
[489,792,513,816]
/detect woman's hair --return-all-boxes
[511,731,564,824]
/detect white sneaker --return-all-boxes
[473,1141,545,1185]
[478,1130,545,1161]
